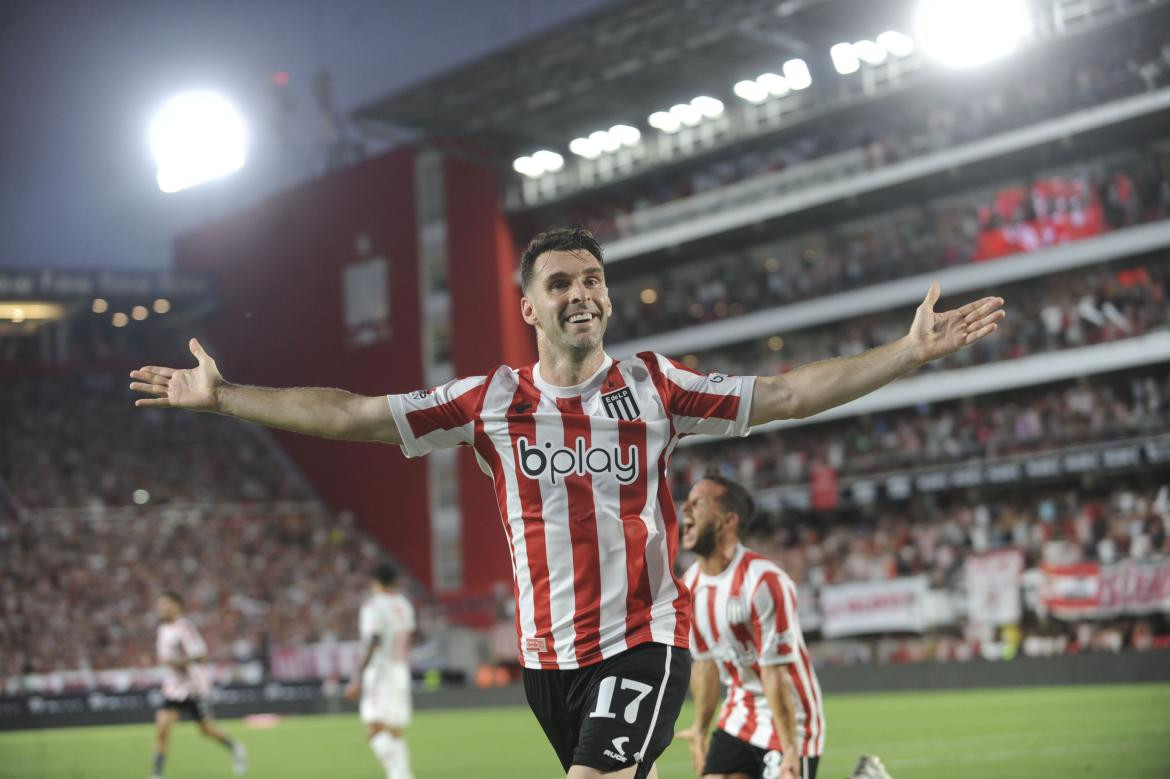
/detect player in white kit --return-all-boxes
[131,227,1003,778]
[676,474,822,779]
[345,564,416,779]
[151,591,246,778]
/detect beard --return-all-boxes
[688,521,718,557]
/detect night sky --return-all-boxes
[0,0,614,272]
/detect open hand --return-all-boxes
[907,282,1005,364]
[129,338,224,411]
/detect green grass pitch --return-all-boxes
[2,684,1168,778]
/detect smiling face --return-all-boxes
[520,249,613,359]
[681,478,737,557]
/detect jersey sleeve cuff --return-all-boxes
[386,394,425,458]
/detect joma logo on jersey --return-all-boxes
[516,437,639,485]
[601,387,641,421]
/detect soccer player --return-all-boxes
[675,473,822,779]
[345,564,417,779]
[130,227,1003,779]
[151,591,246,779]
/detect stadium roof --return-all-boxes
[352,0,907,151]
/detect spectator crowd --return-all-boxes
[605,144,1170,344]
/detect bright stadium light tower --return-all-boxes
[914,0,1031,68]
[150,91,247,194]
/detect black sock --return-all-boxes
[217,735,236,752]
[153,752,165,776]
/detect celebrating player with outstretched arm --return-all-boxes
[131,227,1003,779]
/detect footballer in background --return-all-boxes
[346,564,417,779]
[151,590,246,778]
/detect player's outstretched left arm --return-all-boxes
[749,282,1004,425]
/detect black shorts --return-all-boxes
[160,696,214,722]
[704,729,820,779]
[523,642,690,778]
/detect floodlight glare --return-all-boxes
[830,43,861,74]
[150,91,246,194]
[690,96,724,118]
[649,110,682,133]
[531,150,564,172]
[608,124,641,146]
[669,103,703,127]
[782,59,812,90]
[877,30,916,57]
[570,137,602,158]
[914,0,1030,68]
[733,79,768,104]
[853,40,887,65]
[513,156,543,177]
[756,72,790,96]
[588,130,620,153]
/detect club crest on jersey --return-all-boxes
[601,387,641,421]
[516,437,639,485]
[725,595,749,625]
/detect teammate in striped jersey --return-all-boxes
[130,228,1004,779]
[676,473,821,779]
[150,591,246,779]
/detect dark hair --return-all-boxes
[161,590,184,607]
[372,563,398,587]
[702,468,756,534]
[519,227,604,293]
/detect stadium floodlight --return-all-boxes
[756,72,790,97]
[830,43,861,74]
[853,39,887,65]
[589,130,621,153]
[608,124,641,146]
[648,110,682,133]
[512,155,543,177]
[733,79,768,103]
[150,91,246,194]
[690,96,724,118]
[782,59,812,90]
[914,0,1030,68]
[877,30,916,57]
[531,150,564,172]
[569,137,602,158]
[669,103,703,127]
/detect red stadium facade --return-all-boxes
[175,147,531,594]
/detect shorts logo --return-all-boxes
[601,387,641,421]
[515,437,639,485]
[603,736,630,763]
[524,637,547,652]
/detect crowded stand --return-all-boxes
[670,367,1169,490]
[605,143,1170,344]
[547,27,1170,241]
[676,258,1168,379]
[0,372,308,509]
[0,504,392,679]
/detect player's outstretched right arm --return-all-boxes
[129,338,402,445]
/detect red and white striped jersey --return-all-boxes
[360,592,415,668]
[156,617,211,701]
[388,352,755,670]
[684,545,825,756]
